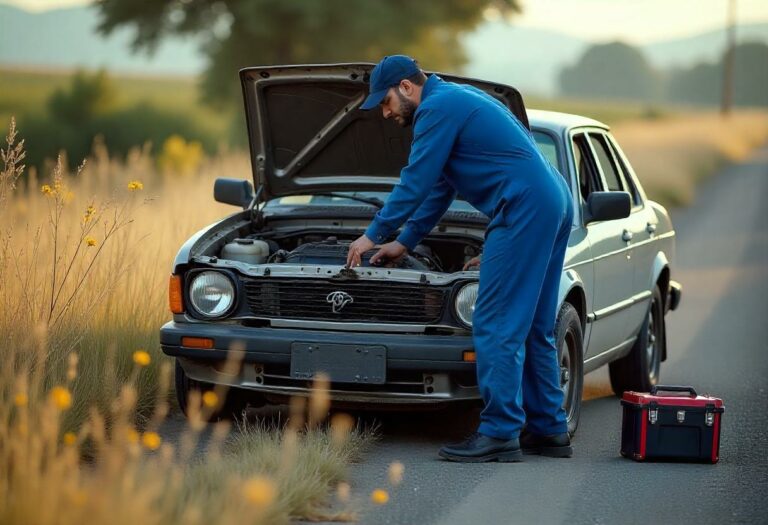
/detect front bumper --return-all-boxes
[160,321,479,405]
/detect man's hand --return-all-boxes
[346,235,375,268]
[462,255,481,271]
[370,241,408,266]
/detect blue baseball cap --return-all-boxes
[360,55,421,110]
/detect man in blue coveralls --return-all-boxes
[346,55,574,462]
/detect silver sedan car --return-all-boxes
[160,64,682,435]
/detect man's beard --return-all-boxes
[395,90,416,127]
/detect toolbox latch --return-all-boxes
[648,402,659,425]
[705,403,715,426]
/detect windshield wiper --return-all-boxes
[312,193,385,209]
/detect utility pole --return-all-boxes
[721,0,737,116]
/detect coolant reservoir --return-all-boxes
[221,238,270,264]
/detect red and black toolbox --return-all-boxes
[620,385,724,463]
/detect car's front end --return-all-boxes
[160,208,488,406]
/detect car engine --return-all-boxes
[267,236,440,271]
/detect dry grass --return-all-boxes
[0,121,383,524]
[613,109,768,207]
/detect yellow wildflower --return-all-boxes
[371,488,389,505]
[141,431,162,451]
[126,428,140,444]
[202,391,219,408]
[84,236,97,247]
[49,386,72,410]
[242,476,277,507]
[388,461,405,486]
[70,489,87,507]
[83,205,96,223]
[127,180,144,191]
[336,482,351,503]
[41,184,53,195]
[63,432,77,446]
[13,392,28,407]
[132,350,151,367]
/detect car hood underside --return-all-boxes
[239,63,528,199]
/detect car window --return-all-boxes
[588,134,624,192]
[572,133,603,202]
[606,134,642,207]
[532,131,561,173]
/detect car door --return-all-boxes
[605,133,658,337]
[575,131,636,358]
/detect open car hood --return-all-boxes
[239,63,528,199]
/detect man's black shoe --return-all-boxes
[520,430,573,458]
[438,432,523,463]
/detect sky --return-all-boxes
[4,0,768,43]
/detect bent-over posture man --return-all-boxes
[346,55,574,462]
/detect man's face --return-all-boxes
[380,85,417,127]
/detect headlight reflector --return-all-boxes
[455,282,479,327]
[189,271,235,318]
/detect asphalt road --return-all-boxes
[342,146,768,525]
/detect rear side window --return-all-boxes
[572,133,602,202]
[606,135,643,207]
[588,134,623,192]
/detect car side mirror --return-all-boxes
[583,191,631,225]
[214,178,254,209]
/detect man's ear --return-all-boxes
[399,79,414,97]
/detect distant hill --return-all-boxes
[1,3,766,95]
[463,21,768,96]
[644,22,768,68]
[0,3,203,74]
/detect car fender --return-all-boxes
[649,251,670,295]
[558,269,587,325]
[172,210,251,273]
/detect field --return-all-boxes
[1,68,766,524]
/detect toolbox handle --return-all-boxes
[650,385,698,397]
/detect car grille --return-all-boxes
[243,278,447,324]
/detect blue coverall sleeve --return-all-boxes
[364,107,461,244]
[396,175,457,251]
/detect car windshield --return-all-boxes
[265,130,560,212]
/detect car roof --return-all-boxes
[527,109,609,133]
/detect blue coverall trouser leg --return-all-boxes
[473,170,573,440]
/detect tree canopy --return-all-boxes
[96,0,519,108]
[559,41,661,102]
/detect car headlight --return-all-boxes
[455,282,479,327]
[188,271,235,318]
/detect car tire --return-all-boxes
[555,302,584,437]
[174,359,252,421]
[608,285,664,396]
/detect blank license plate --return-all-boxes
[290,342,386,384]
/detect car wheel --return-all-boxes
[555,303,584,437]
[174,359,252,421]
[608,285,664,396]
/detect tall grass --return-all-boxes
[0,120,383,524]
[614,109,768,207]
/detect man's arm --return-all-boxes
[364,106,461,244]
[396,175,456,251]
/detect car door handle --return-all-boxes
[646,222,657,234]
[622,229,633,242]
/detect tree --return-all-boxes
[667,42,768,107]
[96,0,519,109]
[558,41,661,102]
[48,69,117,123]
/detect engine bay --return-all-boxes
[218,232,482,274]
